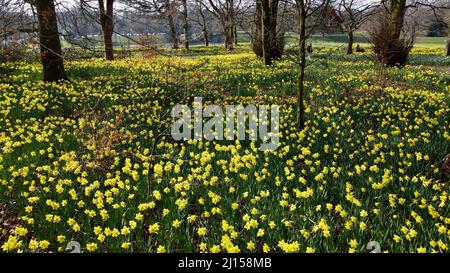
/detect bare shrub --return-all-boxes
[251,31,285,60]
[0,36,38,62]
[62,47,103,60]
[135,34,159,58]
[369,16,413,67]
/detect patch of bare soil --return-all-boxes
[0,203,20,242]
[432,66,450,74]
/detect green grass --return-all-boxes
[63,32,449,50]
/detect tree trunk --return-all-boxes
[446,37,450,56]
[296,0,306,130]
[168,14,179,49]
[181,0,189,50]
[2,34,7,50]
[166,0,179,49]
[223,21,234,50]
[347,31,353,55]
[35,0,67,82]
[99,0,114,61]
[372,0,409,66]
[252,0,263,57]
[261,0,280,65]
[229,23,235,47]
[234,26,238,45]
[230,0,237,46]
[203,28,209,47]
[385,0,409,66]
[388,0,406,41]
[198,5,209,46]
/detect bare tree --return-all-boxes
[373,0,450,65]
[126,0,181,49]
[336,0,376,54]
[205,0,240,50]
[410,0,449,56]
[1,0,37,55]
[192,0,210,46]
[0,0,27,38]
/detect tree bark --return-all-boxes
[223,21,234,50]
[229,23,235,48]
[446,37,450,56]
[181,0,189,50]
[166,0,179,49]
[253,0,263,57]
[229,0,237,47]
[261,0,280,65]
[207,0,235,50]
[388,0,406,41]
[203,28,209,47]
[347,31,353,54]
[168,14,179,49]
[198,5,209,46]
[384,0,409,66]
[296,0,306,130]
[99,0,114,61]
[35,0,67,82]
